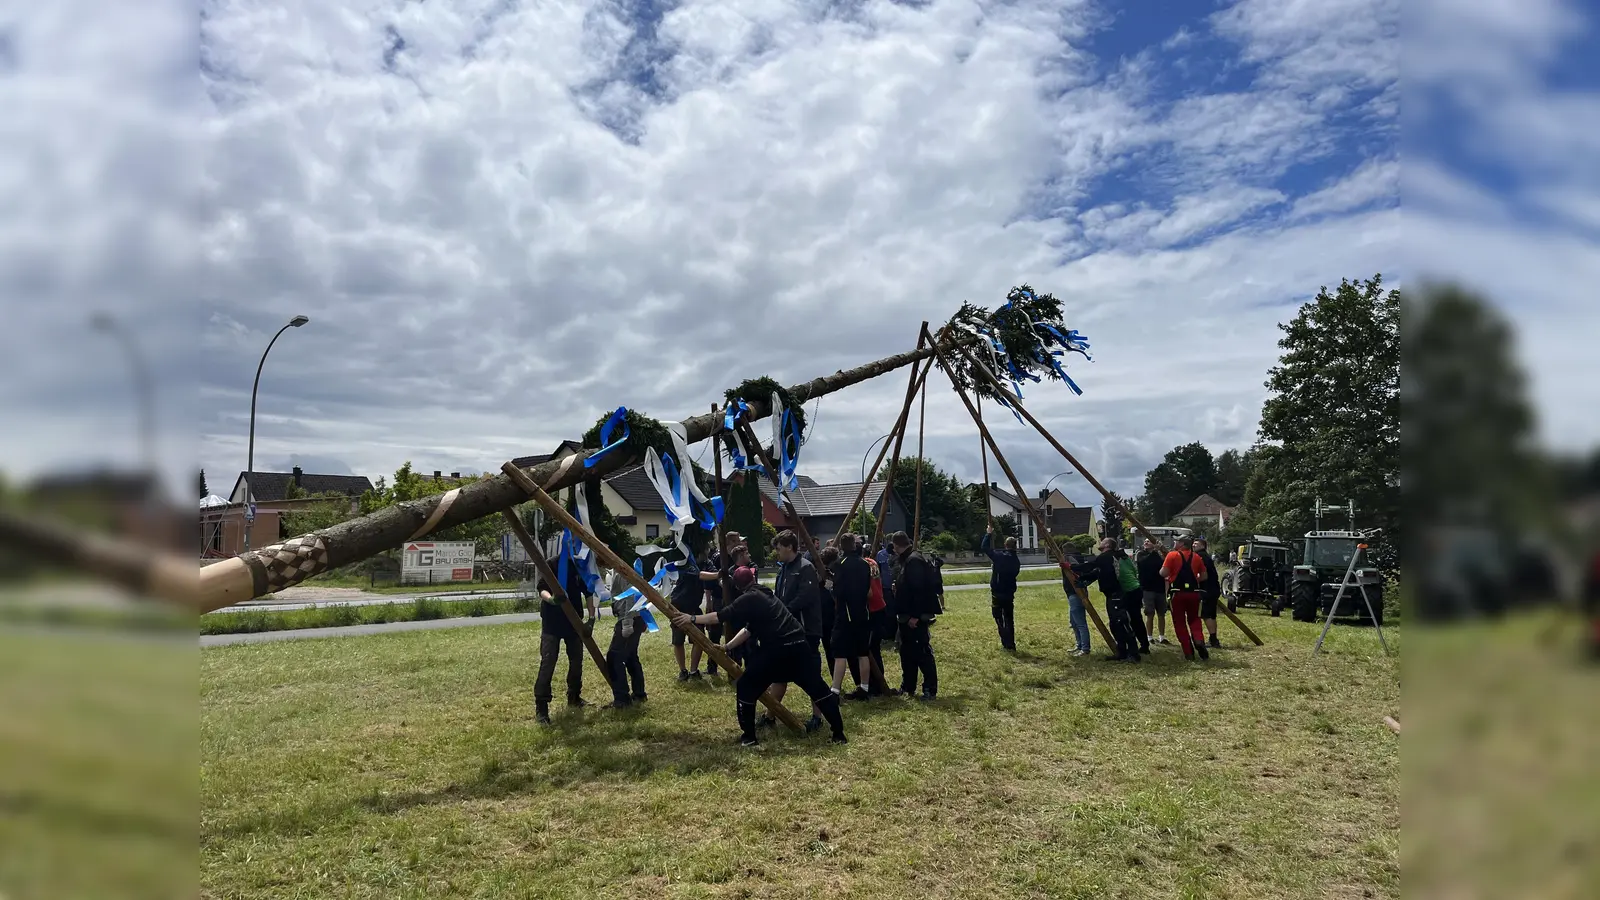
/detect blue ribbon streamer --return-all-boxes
[777,406,801,494]
[720,400,766,474]
[584,407,631,469]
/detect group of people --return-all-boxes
[534,526,948,747]
[533,517,1235,742]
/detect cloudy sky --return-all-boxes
[1,0,1595,507]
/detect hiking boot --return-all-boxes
[678,670,691,682]
[739,733,760,747]
[918,692,936,702]
[830,732,848,744]
[1139,643,1152,654]
[687,669,703,680]
[846,688,870,702]
[1208,634,1222,649]
[608,699,632,710]
[568,697,587,709]
[804,714,823,733]
[1197,645,1210,660]
[632,693,648,703]
[535,702,552,726]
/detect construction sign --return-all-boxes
[401,540,475,584]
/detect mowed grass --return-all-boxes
[201,584,1399,900]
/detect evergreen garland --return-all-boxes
[724,376,807,437]
[941,284,1081,401]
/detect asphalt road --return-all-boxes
[198,578,1075,648]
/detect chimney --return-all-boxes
[450,472,461,479]
[292,466,303,487]
[433,470,442,480]
[991,482,999,490]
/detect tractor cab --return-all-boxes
[1291,530,1385,624]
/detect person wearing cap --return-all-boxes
[674,567,848,747]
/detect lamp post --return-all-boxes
[244,315,310,552]
[89,313,157,478]
[856,432,892,533]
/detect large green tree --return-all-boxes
[360,463,510,556]
[1245,275,1400,551]
[1214,449,1252,507]
[1402,284,1544,546]
[1140,442,1219,523]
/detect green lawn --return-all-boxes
[202,585,1400,899]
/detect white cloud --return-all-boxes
[1291,158,1398,221]
[1,0,1415,506]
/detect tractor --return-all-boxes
[1223,535,1293,615]
[1289,530,1386,625]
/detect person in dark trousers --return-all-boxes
[817,546,840,671]
[1194,538,1223,648]
[863,546,899,696]
[604,570,648,709]
[828,533,874,700]
[673,569,847,746]
[1072,537,1140,662]
[876,541,897,619]
[891,531,940,699]
[669,551,722,681]
[1137,537,1171,645]
[769,530,826,729]
[702,534,741,676]
[981,524,1022,650]
[534,564,598,725]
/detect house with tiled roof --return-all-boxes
[972,481,1042,550]
[755,475,910,544]
[1173,493,1235,529]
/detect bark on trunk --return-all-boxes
[200,336,962,612]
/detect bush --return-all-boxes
[929,532,961,553]
[1055,533,1097,555]
[412,597,445,621]
[323,604,360,628]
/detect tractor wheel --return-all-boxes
[1364,588,1385,627]
[1227,596,1238,614]
[1291,582,1318,622]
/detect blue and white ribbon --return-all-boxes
[584,406,631,469]
[769,391,802,495]
[957,289,1091,414]
[721,399,764,475]
[611,559,668,633]
[638,422,728,563]
[554,482,604,596]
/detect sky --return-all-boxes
[0,0,1595,510]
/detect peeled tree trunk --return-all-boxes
[199,338,959,612]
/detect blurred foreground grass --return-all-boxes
[0,624,195,899]
[1407,611,1600,899]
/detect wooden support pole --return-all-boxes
[833,332,930,545]
[502,462,805,733]
[912,371,927,546]
[977,396,993,533]
[873,320,932,551]
[950,341,1265,647]
[927,328,1114,647]
[499,508,612,690]
[733,419,820,559]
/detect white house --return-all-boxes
[974,482,1042,549]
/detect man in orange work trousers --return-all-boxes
[1161,535,1211,661]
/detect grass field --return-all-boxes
[201,584,1400,899]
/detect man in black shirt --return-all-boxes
[535,561,598,725]
[771,530,826,729]
[1137,537,1170,645]
[1194,538,1223,649]
[668,552,722,681]
[671,575,847,747]
[981,525,1022,650]
[1072,537,1140,662]
[891,531,940,699]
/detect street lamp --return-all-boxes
[1041,471,1074,501]
[244,315,310,551]
[89,312,157,478]
[860,432,893,484]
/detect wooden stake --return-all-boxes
[951,341,1265,647]
[927,328,1114,647]
[502,461,805,732]
[499,508,612,689]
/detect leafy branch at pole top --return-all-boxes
[724,376,806,437]
[939,284,1092,409]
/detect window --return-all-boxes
[645,524,660,539]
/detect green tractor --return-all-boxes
[1223,535,1294,616]
[1288,530,1385,625]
